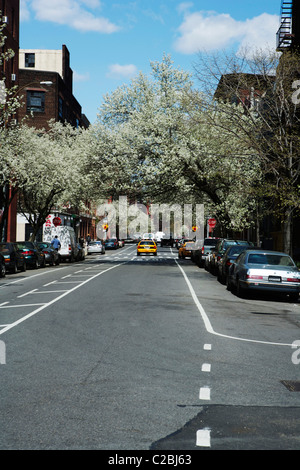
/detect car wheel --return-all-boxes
[21,261,26,272]
[0,264,6,278]
[226,276,231,291]
[34,259,39,269]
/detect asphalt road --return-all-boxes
[0,243,300,453]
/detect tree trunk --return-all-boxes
[283,207,293,256]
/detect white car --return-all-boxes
[87,241,105,255]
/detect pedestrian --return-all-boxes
[86,234,91,245]
[51,235,61,251]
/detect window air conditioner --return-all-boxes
[2,16,8,24]
[11,74,16,81]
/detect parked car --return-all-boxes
[87,241,105,255]
[118,240,125,248]
[16,241,46,269]
[0,242,26,273]
[0,253,6,277]
[227,249,300,301]
[177,238,194,250]
[209,239,253,275]
[178,242,195,259]
[105,238,119,250]
[36,242,60,266]
[193,237,220,267]
[217,245,259,284]
[137,239,157,256]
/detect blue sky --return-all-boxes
[20,1,281,124]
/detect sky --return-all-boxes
[20,0,282,124]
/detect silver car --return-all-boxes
[87,241,105,255]
[227,250,300,301]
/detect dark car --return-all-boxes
[16,241,46,269]
[0,242,26,274]
[209,239,253,275]
[193,237,220,267]
[217,245,260,284]
[37,242,60,266]
[0,253,6,277]
[105,238,119,249]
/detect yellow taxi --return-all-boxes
[137,239,157,256]
[178,241,195,259]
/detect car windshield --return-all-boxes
[140,241,155,245]
[228,246,249,255]
[90,242,101,245]
[0,243,9,253]
[17,242,33,248]
[204,239,218,246]
[248,253,295,267]
[38,243,49,248]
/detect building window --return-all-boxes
[25,53,35,68]
[26,91,45,113]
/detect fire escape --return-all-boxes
[277,1,293,51]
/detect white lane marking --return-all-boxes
[0,303,46,308]
[0,262,124,336]
[31,290,68,294]
[0,267,69,288]
[17,289,38,298]
[43,281,57,286]
[204,344,212,350]
[0,302,9,307]
[175,260,295,347]
[196,429,211,447]
[199,387,211,400]
[201,363,211,372]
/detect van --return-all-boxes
[43,226,78,262]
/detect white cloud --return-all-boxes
[106,64,138,79]
[174,11,279,55]
[23,0,119,33]
[20,0,30,21]
[73,71,90,82]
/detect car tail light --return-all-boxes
[23,250,34,255]
[68,244,72,252]
[287,278,300,283]
[226,260,232,266]
[247,274,263,280]
[202,247,204,253]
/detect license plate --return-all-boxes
[268,276,281,282]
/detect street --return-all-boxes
[0,243,300,451]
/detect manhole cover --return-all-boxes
[281,380,300,392]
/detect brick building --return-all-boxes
[0,0,19,242]
[18,45,89,130]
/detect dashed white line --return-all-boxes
[201,363,211,372]
[199,386,211,401]
[196,429,211,447]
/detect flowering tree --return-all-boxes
[0,121,88,241]
[193,48,300,254]
[93,55,262,236]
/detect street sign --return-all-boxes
[53,217,62,227]
[208,218,216,228]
